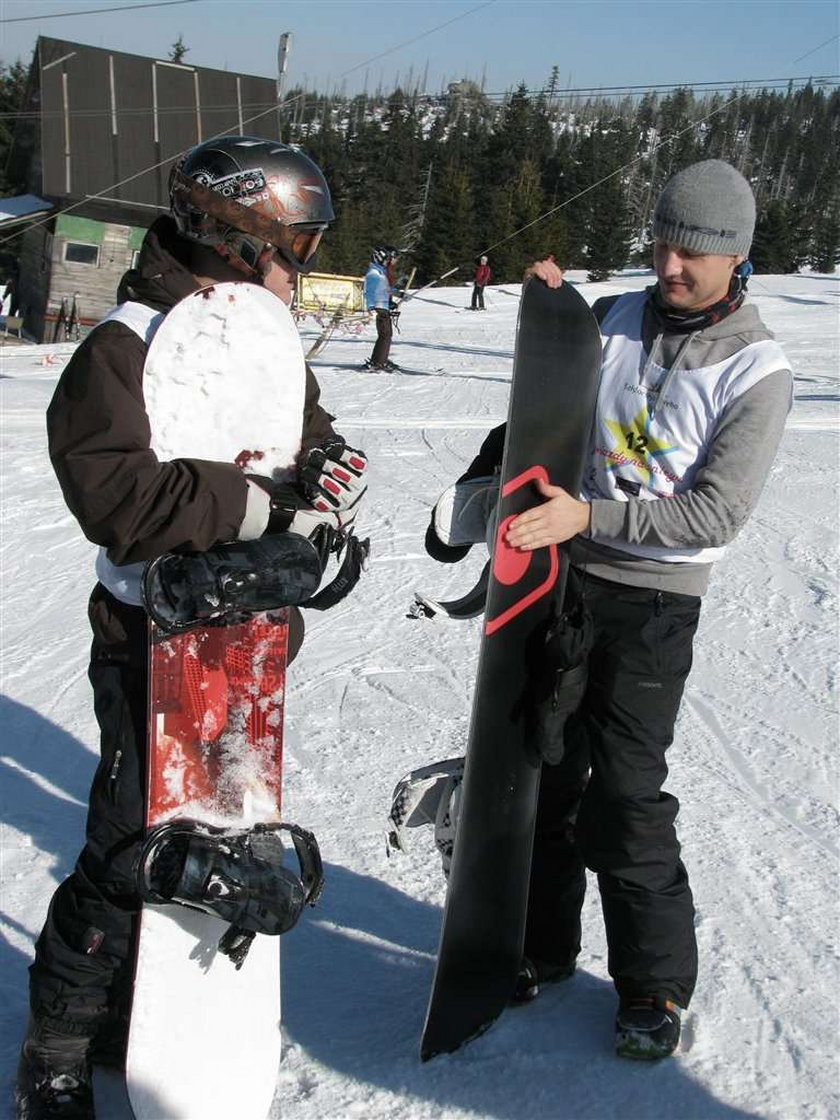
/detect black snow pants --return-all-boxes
[28,585,148,1043]
[523,570,702,1008]
[370,308,393,367]
[27,583,304,1043]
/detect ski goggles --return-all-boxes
[225,224,327,278]
[273,224,326,271]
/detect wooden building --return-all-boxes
[6,36,282,341]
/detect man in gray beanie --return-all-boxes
[427,159,792,1059]
[653,158,756,258]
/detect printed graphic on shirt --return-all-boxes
[597,405,684,493]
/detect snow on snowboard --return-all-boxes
[418,278,602,1059]
[118,283,322,1120]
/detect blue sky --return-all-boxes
[1,0,837,97]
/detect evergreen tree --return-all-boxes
[752,201,809,273]
[543,135,587,265]
[4,59,834,278]
[0,59,28,195]
[0,59,28,286]
[510,156,551,269]
[416,158,477,286]
[169,36,188,63]
[656,87,701,175]
[809,206,840,273]
[401,163,434,254]
[584,176,633,281]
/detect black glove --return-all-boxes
[297,437,368,526]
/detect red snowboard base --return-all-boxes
[127,610,290,1120]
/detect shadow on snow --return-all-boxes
[0,695,95,1091]
[0,696,764,1118]
[281,862,761,1120]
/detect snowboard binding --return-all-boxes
[142,533,323,634]
[137,819,324,967]
[387,757,464,877]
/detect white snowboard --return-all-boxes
[125,282,306,1120]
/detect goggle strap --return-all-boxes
[213,242,260,279]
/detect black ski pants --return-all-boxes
[28,585,147,1038]
[471,284,486,310]
[27,584,305,1039]
[524,570,701,1008]
[370,308,393,367]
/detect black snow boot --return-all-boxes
[511,955,576,1004]
[615,996,682,1060]
[15,1016,94,1119]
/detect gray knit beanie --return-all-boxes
[653,160,755,257]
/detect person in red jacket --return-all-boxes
[471,255,491,310]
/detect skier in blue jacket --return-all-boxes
[364,246,400,371]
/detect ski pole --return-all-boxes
[398,267,460,305]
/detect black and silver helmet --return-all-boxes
[371,245,398,266]
[170,135,334,277]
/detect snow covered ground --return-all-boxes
[1,272,837,1119]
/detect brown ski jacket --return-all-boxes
[47,216,335,568]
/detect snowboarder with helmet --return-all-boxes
[16,135,369,1119]
[363,245,400,371]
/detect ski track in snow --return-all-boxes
[1,273,838,1120]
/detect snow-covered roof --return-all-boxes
[0,194,54,227]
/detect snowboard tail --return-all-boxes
[420,280,602,1060]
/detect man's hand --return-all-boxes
[505,477,590,550]
[524,258,564,288]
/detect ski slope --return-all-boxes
[1,272,837,1120]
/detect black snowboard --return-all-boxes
[420,278,602,1060]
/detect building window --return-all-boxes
[64,242,99,266]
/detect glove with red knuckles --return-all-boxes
[297,436,368,525]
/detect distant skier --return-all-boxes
[363,245,400,371]
[16,135,368,1119]
[471,255,491,310]
[428,160,793,1060]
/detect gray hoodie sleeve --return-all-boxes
[588,368,792,550]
